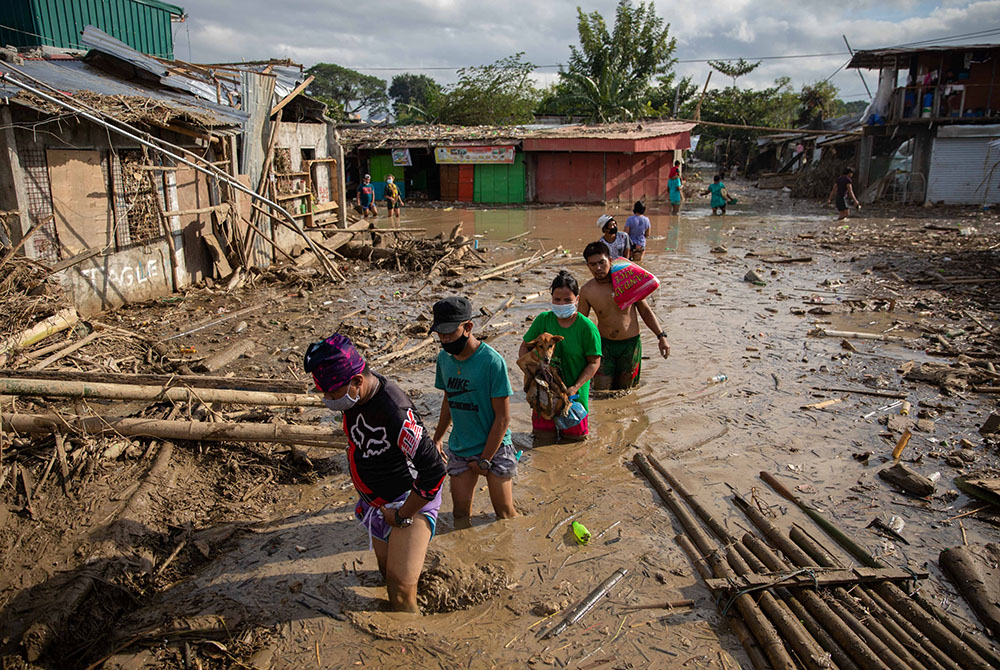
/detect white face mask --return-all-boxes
[322,386,360,411]
[551,302,578,319]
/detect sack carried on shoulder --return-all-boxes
[610,257,660,310]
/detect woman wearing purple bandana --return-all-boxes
[304,334,446,613]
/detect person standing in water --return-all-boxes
[430,297,517,526]
[826,167,861,220]
[624,201,651,263]
[702,175,729,216]
[519,271,602,443]
[596,214,632,260]
[304,334,445,613]
[384,174,404,224]
[579,242,670,390]
[667,172,683,215]
[357,173,378,218]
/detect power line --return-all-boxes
[886,27,1000,49]
[352,51,853,72]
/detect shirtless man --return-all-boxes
[578,241,670,390]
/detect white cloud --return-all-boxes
[178,0,999,102]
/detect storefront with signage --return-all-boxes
[339,121,695,205]
[435,145,525,204]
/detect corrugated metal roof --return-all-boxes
[0,59,248,128]
[848,43,999,69]
[81,24,168,76]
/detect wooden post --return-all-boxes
[694,71,712,122]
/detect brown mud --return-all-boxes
[2,183,999,668]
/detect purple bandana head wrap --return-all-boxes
[303,334,367,392]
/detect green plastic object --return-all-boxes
[572,521,591,545]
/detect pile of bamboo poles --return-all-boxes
[633,454,1000,670]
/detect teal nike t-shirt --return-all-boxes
[434,342,513,458]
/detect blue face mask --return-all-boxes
[551,302,578,319]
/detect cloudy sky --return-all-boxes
[175,0,1000,104]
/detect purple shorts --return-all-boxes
[355,489,442,543]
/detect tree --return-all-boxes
[681,77,795,168]
[708,58,761,87]
[798,80,838,126]
[556,0,679,122]
[432,53,539,125]
[388,73,441,121]
[306,63,388,119]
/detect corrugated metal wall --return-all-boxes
[927,137,1000,204]
[473,153,525,203]
[534,152,675,204]
[0,0,180,57]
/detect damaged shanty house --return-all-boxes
[849,42,1000,205]
[0,26,346,317]
[751,114,864,195]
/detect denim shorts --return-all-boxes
[446,441,518,479]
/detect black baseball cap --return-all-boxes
[431,296,474,333]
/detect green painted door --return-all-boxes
[474,153,525,203]
[368,154,404,183]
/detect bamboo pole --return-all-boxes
[737,492,990,670]
[2,413,341,447]
[0,369,307,394]
[0,378,323,407]
[789,526,960,670]
[733,509,900,670]
[760,471,1000,670]
[633,454,797,670]
[647,457,851,670]
[0,308,78,366]
[676,534,770,670]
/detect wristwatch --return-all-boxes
[477,458,492,472]
[657,331,668,340]
[394,509,413,527]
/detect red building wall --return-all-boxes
[534,152,675,203]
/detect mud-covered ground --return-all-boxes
[2,183,999,669]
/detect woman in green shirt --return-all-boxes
[519,271,602,443]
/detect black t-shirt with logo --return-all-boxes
[341,372,446,506]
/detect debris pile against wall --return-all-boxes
[0,256,70,353]
[119,151,166,246]
[791,158,852,199]
[16,91,217,130]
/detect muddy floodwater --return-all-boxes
[4,193,999,669]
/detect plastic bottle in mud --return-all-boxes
[708,374,727,384]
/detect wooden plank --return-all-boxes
[46,149,109,256]
[270,74,315,117]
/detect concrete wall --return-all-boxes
[57,242,172,316]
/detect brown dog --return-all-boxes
[517,333,570,421]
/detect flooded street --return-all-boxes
[4,195,998,670]
[160,199,996,668]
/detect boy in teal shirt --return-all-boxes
[431,296,516,525]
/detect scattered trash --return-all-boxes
[708,374,728,384]
[572,521,591,545]
[743,269,766,286]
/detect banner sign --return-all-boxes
[391,148,412,166]
[434,146,515,164]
